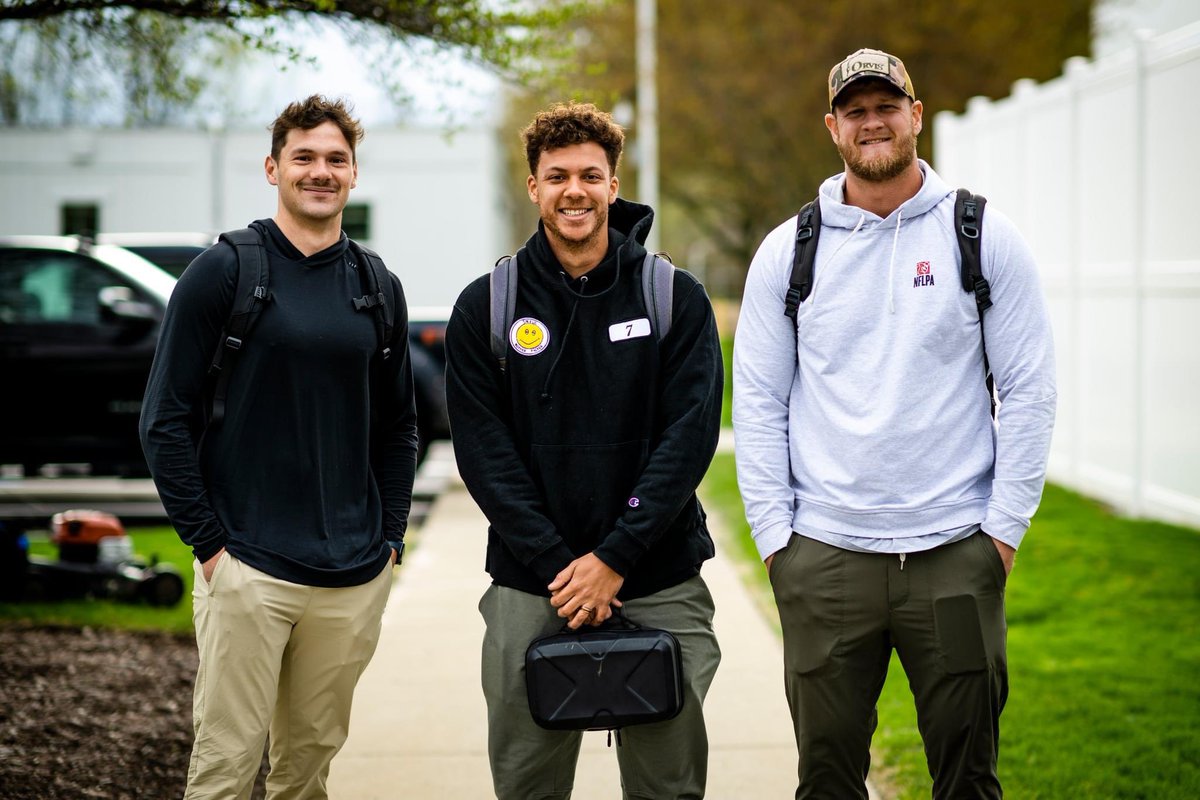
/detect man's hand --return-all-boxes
[988,535,1016,575]
[765,552,775,571]
[548,553,625,629]
[201,548,226,584]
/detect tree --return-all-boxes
[0,1,587,126]
[1,1,584,71]
[0,12,233,126]
[510,0,1093,295]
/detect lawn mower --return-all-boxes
[3,509,184,607]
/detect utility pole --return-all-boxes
[636,0,660,253]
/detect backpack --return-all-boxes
[204,228,395,425]
[488,249,676,373]
[785,189,995,410]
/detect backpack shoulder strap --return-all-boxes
[955,189,991,314]
[208,228,270,425]
[489,248,522,372]
[785,197,821,320]
[954,188,997,415]
[349,239,394,361]
[641,251,675,342]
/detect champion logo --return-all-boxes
[913,261,935,288]
[628,497,640,508]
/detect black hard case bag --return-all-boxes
[525,612,684,731]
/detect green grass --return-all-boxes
[0,526,195,635]
[720,335,734,428]
[701,454,1200,799]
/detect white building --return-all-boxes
[0,125,510,308]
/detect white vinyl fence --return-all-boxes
[935,22,1200,529]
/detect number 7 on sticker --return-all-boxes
[608,318,652,342]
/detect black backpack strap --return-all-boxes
[954,188,996,415]
[641,252,675,342]
[349,239,394,361]
[490,248,521,373]
[785,198,821,321]
[956,189,991,313]
[208,228,270,425]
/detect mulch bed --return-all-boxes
[0,625,266,799]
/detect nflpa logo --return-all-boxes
[914,261,935,287]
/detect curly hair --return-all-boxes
[521,102,625,176]
[270,95,364,162]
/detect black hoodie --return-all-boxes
[445,199,723,599]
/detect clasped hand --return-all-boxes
[548,553,624,629]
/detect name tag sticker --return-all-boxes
[609,318,652,342]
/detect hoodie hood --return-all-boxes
[526,196,655,293]
[813,160,954,312]
[251,218,348,268]
[817,159,952,229]
[608,196,654,245]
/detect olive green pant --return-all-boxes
[770,532,1008,800]
[479,576,721,800]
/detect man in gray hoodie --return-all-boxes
[733,49,1056,799]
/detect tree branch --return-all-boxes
[0,2,555,56]
[0,0,580,80]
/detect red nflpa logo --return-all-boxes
[914,261,934,287]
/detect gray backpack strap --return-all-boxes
[489,248,522,372]
[641,252,675,341]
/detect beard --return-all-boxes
[839,127,919,182]
[542,203,609,254]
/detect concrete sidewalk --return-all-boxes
[328,447,880,799]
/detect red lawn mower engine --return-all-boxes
[24,509,186,607]
[51,509,129,564]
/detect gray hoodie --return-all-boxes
[733,161,1056,560]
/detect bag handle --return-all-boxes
[557,605,644,633]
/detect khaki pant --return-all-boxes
[184,553,392,800]
[770,532,1008,800]
[480,576,722,800]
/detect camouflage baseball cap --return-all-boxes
[828,48,916,109]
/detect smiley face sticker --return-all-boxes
[509,317,550,357]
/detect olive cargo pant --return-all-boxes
[770,532,1008,800]
[480,576,722,799]
[185,553,393,800]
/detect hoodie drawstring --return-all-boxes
[886,207,904,314]
[540,275,587,401]
[809,214,865,303]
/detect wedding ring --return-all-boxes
[580,605,594,616]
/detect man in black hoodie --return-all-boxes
[446,102,724,798]
[139,96,418,798]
